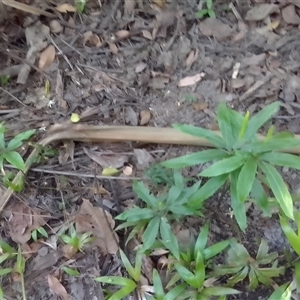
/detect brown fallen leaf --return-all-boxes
[178,73,205,87]
[192,102,208,111]
[75,199,119,254]
[241,53,266,66]
[115,30,130,39]
[142,30,153,40]
[48,275,70,300]
[153,7,177,38]
[124,0,136,15]
[83,147,128,168]
[83,31,103,47]
[125,106,138,125]
[186,49,199,68]
[152,0,166,9]
[55,3,76,13]
[6,203,50,244]
[134,149,153,170]
[140,110,151,125]
[245,4,279,21]
[109,42,119,54]
[39,45,56,70]
[199,18,234,41]
[135,62,148,73]
[49,20,63,34]
[282,5,300,25]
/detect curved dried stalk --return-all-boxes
[1,124,300,213]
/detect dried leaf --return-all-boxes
[124,0,136,14]
[75,199,119,254]
[49,20,63,34]
[83,148,128,168]
[178,73,205,87]
[39,45,55,70]
[242,53,266,66]
[48,275,70,300]
[192,102,208,111]
[152,0,166,9]
[153,7,177,38]
[115,30,130,39]
[83,31,103,47]
[56,3,77,13]
[125,106,138,125]
[139,110,151,125]
[245,4,279,21]
[135,62,148,73]
[186,49,199,68]
[282,5,300,25]
[199,18,234,41]
[109,43,119,54]
[7,203,49,244]
[142,30,153,40]
[134,149,153,170]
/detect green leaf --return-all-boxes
[189,175,228,208]
[256,239,269,261]
[230,172,247,232]
[200,156,244,177]
[7,129,35,150]
[115,207,155,222]
[245,137,300,153]
[251,179,272,217]
[133,181,157,208]
[119,250,140,282]
[4,151,25,171]
[202,240,230,260]
[108,284,136,300]
[0,132,4,148]
[172,124,226,148]
[0,253,12,264]
[227,266,249,285]
[237,157,257,202]
[174,263,198,288]
[244,102,280,142]
[202,286,240,296]
[62,266,80,276]
[217,102,242,149]
[259,162,294,220]
[196,9,209,18]
[208,10,216,18]
[160,217,179,260]
[161,149,229,169]
[168,205,198,216]
[280,215,300,256]
[37,226,48,238]
[166,185,182,206]
[239,111,250,140]
[0,268,13,276]
[248,267,259,290]
[142,216,160,250]
[195,251,205,287]
[261,152,300,170]
[0,241,14,254]
[165,284,186,300]
[194,223,209,254]
[268,282,292,300]
[152,269,165,298]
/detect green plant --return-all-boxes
[162,101,300,231]
[31,226,48,242]
[95,249,143,300]
[60,224,94,253]
[0,75,10,86]
[115,172,201,256]
[75,0,87,13]
[196,0,216,18]
[160,223,238,299]
[0,122,35,191]
[145,165,174,186]
[62,266,80,276]
[214,239,284,290]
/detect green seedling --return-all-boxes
[95,249,143,300]
[60,224,94,253]
[196,0,216,18]
[214,239,284,290]
[14,246,27,300]
[31,226,48,242]
[0,75,10,86]
[162,101,300,231]
[75,0,87,13]
[0,122,35,191]
[161,223,237,299]
[115,172,201,257]
[268,281,293,300]
[62,266,80,276]
[145,165,174,186]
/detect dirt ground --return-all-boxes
[1,0,300,299]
